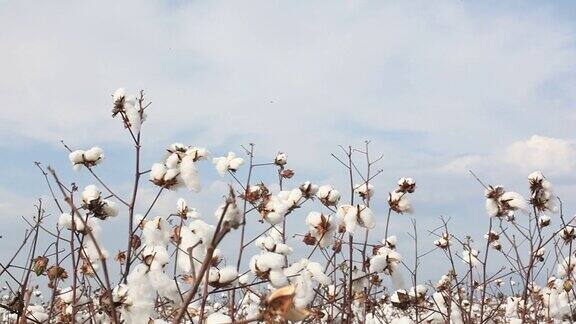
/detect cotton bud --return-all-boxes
[274,152,287,166]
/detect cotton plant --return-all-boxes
[10,89,576,324]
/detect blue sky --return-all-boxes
[1,0,576,281]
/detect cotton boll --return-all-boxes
[299,181,319,197]
[142,246,170,270]
[84,147,104,163]
[354,183,374,199]
[317,185,340,206]
[186,147,209,161]
[69,150,85,165]
[268,269,289,287]
[213,156,230,176]
[148,270,179,302]
[218,267,238,285]
[142,217,171,246]
[82,185,101,205]
[165,153,180,169]
[215,201,242,228]
[150,163,167,182]
[388,191,412,214]
[101,200,118,218]
[227,153,244,171]
[212,152,244,176]
[163,168,180,182]
[179,155,201,192]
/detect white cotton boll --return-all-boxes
[485,199,499,217]
[101,200,118,217]
[337,205,357,233]
[274,152,287,165]
[213,156,230,176]
[218,267,238,284]
[142,217,171,246]
[125,102,142,134]
[388,191,412,214]
[58,213,84,232]
[113,88,126,102]
[354,183,374,198]
[165,153,180,169]
[306,261,330,285]
[369,255,388,273]
[227,153,244,171]
[186,147,209,161]
[150,163,167,181]
[293,273,314,308]
[206,312,232,324]
[163,168,180,182]
[177,198,187,215]
[179,155,201,192]
[278,189,302,207]
[501,191,527,211]
[215,202,242,227]
[317,185,340,204]
[189,219,216,243]
[238,273,250,285]
[358,206,375,229]
[142,246,170,270]
[257,252,285,270]
[148,270,179,302]
[58,213,73,229]
[255,236,276,251]
[69,150,85,164]
[300,181,319,197]
[82,185,100,205]
[84,147,104,163]
[274,243,293,255]
[268,269,288,287]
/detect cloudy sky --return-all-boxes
[1,0,575,280]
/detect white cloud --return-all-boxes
[440,135,576,177]
[504,135,576,175]
[439,155,483,174]
[0,1,575,174]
